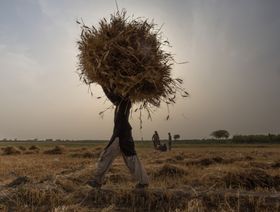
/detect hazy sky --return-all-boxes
[0,0,279,140]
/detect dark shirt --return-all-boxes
[152,133,160,145]
[103,87,136,156]
[168,134,172,142]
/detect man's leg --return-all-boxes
[90,137,121,186]
[122,154,149,187]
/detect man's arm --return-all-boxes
[102,87,122,105]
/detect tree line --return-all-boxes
[209,130,280,144]
[231,134,280,144]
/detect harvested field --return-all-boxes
[0,143,280,211]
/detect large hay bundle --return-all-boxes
[77,11,188,109]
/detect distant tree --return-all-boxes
[211,130,230,139]
[173,134,180,140]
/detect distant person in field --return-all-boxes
[87,88,149,189]
[152,131,160,150]
[168,132,172,151]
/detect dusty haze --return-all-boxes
[0,0,279,140]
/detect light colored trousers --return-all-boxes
[93,137,149,185]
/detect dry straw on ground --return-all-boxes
[44,146,66,155]
[1,146,21,155]
[29,145,40,151]
[18,146,26,151]
[77,10,188,114]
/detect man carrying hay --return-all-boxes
[77,11,188,189]
[87,88,149,188]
